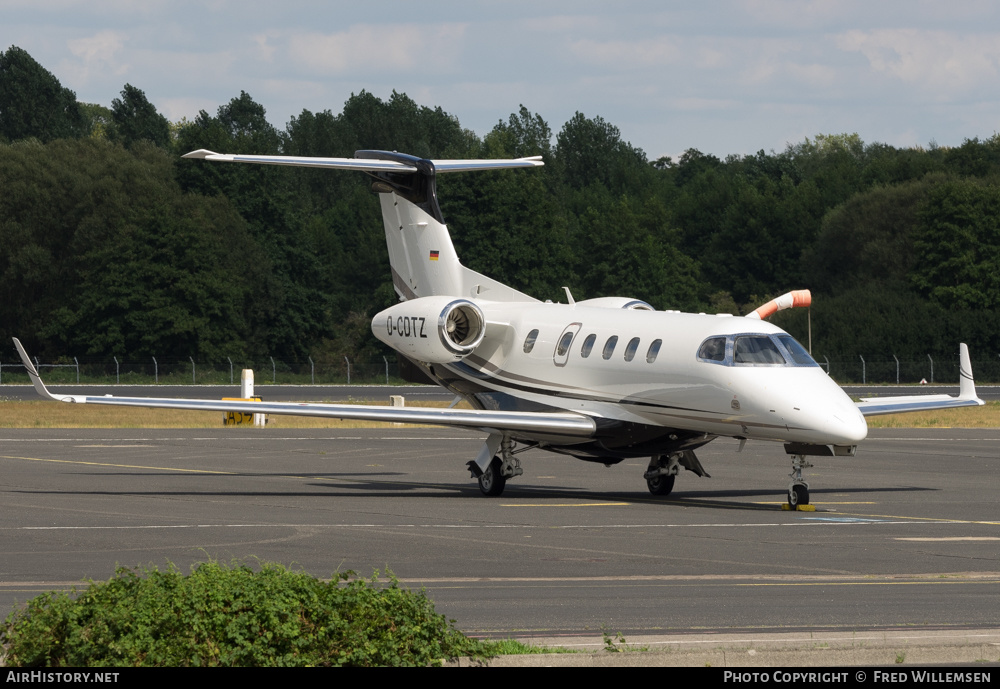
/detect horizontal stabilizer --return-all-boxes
[181,150,419,172]
[181,150,543,174]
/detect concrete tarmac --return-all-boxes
[1,427,999,665]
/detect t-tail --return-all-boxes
[182,148,543,303]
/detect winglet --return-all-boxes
[959,342,977,401]
[11,338,64,402]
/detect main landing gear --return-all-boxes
[467,434,523,497]
[477,457,506,496]
[643,450,710,496]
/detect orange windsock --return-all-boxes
[746,289,811,320]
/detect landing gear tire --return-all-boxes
[788,484,809,508]
[478,457,507,497]
[646,474,675,496]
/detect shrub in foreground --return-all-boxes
[1,561,490,667]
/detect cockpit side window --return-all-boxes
[734,336,786,365]
[523,329,539,354]
[776,335,819,367]
[697,337,727,362]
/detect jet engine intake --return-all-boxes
[372,297,486,363]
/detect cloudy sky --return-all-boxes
[5,0,1000,160]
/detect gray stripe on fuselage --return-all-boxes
[443,360,798,433]
[391,266,418,301]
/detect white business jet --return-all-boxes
[13,149,985,507]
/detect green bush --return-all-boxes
[1,561,490,667]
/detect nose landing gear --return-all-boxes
[787,454,813,508]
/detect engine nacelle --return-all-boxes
[372,297,486,363]
[574,297,655,311]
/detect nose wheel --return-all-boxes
[788,483,809,507]
[787,454,813,508]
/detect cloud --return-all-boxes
[568,36,682,67]
[158,96,217,123]
[253,33,276,63]
[521,14,606,34]
[64,30,128,83]
[735,0,849,29]
[671,97,740,111]
[837,29,1000,95]
[286,23,467,76]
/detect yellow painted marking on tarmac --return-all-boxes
[500,503,630,507]
[896,537,1000,542]
[0,454,237,475]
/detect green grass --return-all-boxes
[485,638,579,654]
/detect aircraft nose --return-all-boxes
[787,373,869,444]
[779,385,868,445]
[827,406,868,444]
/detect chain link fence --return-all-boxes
[811,354,1000,385]
[2,352,999,386]
[0,355,403,386]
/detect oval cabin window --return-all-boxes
[523,329,539,354]
[624,337,640,362]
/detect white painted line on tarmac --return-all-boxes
[895,537,1000,541]
[501,503,631,507]
[0,436,475,442]
[0,520,970,531]
[875,437,1000,441]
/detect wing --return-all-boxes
[854,343,984,416]
[11,339,594,439]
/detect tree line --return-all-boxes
[2,46,998,375]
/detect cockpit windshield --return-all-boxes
[697,333,819,367]
[734,336,785,364]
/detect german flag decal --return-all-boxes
[429,250,440,261]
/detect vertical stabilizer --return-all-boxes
[360,150,537,303]
[377,191,462,300]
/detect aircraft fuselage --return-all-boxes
[382,300,868,458]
